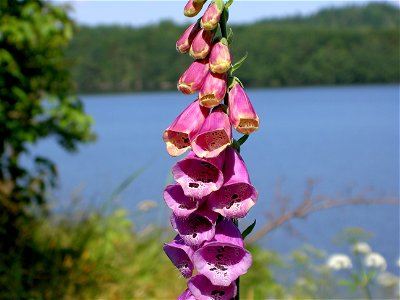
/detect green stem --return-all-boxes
[355,254,372,300]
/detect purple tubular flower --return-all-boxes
[209,41,231,74]
[191,106,232,158]
[170,207,218,247]
[162,100,210,156]
[178,288,196,300]
[200,0,224,31]
[188,274,237,300]
[207,146,258,218]
[176,22,201,54]
[193,220,252,286]
[178,59,209,95]
[163,183,206,217]
[190,29,214,60]
[184,0,206,17]
[199,72,227,108]
[163,235,195,278]
[172,150,224,199]
[228,82,260,134]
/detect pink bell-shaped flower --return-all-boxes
[191,106,231,158]
[193,219,252,286]
[200,0,224,31]
[184,0,206,17]
[190,29,214,60]
[207,146,258,218]
[176,22,201,54]
[163,183,207,217]
[172,150,225,199]
[198,72,227,108]
[177,59,209,95]
[163,235,195,278]
[170,206,218,248]
[188,274,237,300]
[162,100,209,156]
[228,82,260,134]
[209,40,231,74]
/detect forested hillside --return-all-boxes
[65,2,400,93]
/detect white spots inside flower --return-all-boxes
[177,261,192,278]
[237,118,259,134]
[178,197,197,211]
[216,184,252,214]
[210,289,225,300]
[184,161,219,191]
[204,245,243,284]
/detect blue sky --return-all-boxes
[57,1,398,27]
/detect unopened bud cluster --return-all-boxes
[163,1,260,299]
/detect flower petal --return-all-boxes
[172,150,225,199]
[170,207,218,248]
[208,147,258,218]
[188,274,237,300]
[191,106,231,158]
[164,184,206,217]
[163,235,194,278]
[192,220,252,286]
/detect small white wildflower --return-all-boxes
[352,242,371,254]
[377,272,399,287]
[327,254,353,270]
[364,252,387,271]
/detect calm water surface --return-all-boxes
[34,85,399,272]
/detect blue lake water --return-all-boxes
[34,84,399,272]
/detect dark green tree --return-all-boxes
[0,0,95,250]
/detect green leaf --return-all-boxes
[231,52,248,73]
[242,219,256,239]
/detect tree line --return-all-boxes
[65,2,399,94]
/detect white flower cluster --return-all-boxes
[364,252,387,271]
[327,254,352,270]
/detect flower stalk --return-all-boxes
[162,1,260,299]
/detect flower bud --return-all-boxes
[228,82,259,134]
[191,106,232,158]
[176,22,201,54]
[199,72,226,108]
[189,29,214,60]
[177,59,209,95]
[209,40,231,74]
[200,0,224,31]
[163,100,210,156]
[184,0,206,17]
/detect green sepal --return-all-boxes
[220,37,229,47]
[215,0,225,11]
[231,52,248,74]
[225,0,234,9]
[228,76,244,89]
[237,134,249,145]
[241,219,256,239]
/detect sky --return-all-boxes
[56,0,398,27]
